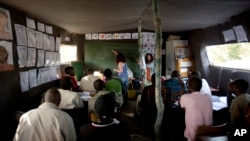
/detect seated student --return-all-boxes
[88,79,111,112]
[60,66,82,92]
[180,77,213,141]
[228,79,250,126]
[189,70,212,96]
[80,93,131,141]
[80,68,100,94]
[164,70,185,102]
[229,102,250,141]
[57,88,84,109]
[13,88,76,141]
[103,68,123,108]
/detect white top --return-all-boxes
[58,89,84,109]
[80,74,99,94]
[200,79,212,96]
[13,102,76,141]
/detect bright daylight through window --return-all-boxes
[206,42,250,70]
[60,44,77,64]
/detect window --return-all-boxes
[60,44,77,64]
[206,43,250,70]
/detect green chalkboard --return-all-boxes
[84,41,140,78]
[71,60,84,81]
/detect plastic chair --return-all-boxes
[194,123,228,141]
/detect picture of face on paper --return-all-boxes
[0,41,14,71]
[0,7,13,40]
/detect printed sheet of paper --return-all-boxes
[17,46,27,68]
[14,24,27,46]
[49,36,55,51]
[55,37,61,51]
[45,25,53,34]
[45,51,53,66]
[27,28,37,47]
[29,69,37,88]
[37,50,45,67]
[26,17,36,29]
[37,22,45,32]
[222,29,236,42]
[36,31,43,49]
[55,52,60,65]
[20,71,29,92]
[27,47,36,67]
[233,25,248,42]
[37,68,45,85]
[43,34,50,50]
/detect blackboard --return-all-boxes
[84,41,140,78]
[71,60,84,81]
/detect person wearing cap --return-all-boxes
[80,92,131,141]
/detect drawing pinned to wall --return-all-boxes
[0,7,13,40]
[92,33,98,39]
[113,33,119,39]
[132,33,138,39]
[0,41,14,71]
[99,33,105,40]
[124,33,131,39]
[105,33,112,40]
[85,33,92,40]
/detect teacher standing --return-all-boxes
[112,50,128,103]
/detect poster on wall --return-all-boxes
[0,7,13,40]
[0,41,14,71]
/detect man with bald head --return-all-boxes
[13,88,76,141]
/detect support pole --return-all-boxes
[152,0,164,141]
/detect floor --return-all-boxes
[119,99,153,141]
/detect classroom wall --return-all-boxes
[0,3,63,140]
[186,10,250,94]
